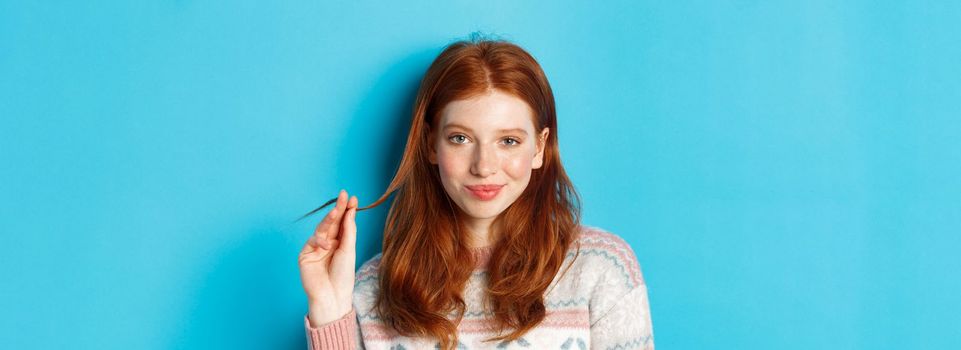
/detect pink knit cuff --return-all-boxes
[304,309,358,350]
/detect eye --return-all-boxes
[502,137,520,146]
[448,134,469,144]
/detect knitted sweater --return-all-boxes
[303,225,654,349]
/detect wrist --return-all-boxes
[307,302,352,327]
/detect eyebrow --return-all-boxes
[442,123,529,136]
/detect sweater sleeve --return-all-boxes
[304,308,363,350]
[589,284,654,349]
[585,231,655,349]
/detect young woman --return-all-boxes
[298,36,654,350]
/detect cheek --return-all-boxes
[503,152,534,179]
[436,149,468,178]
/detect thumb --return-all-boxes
[339,196,358,252]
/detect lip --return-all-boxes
[465,184,504,201]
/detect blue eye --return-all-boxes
[503,138,520,146]
[449,135,468,144]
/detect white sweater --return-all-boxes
[304,225,655,349]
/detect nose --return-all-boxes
[470,143,498,178]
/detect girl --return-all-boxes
[298,35,654,350]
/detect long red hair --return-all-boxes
[301,34,582,349]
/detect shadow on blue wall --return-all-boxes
[175,47,439,348]
[330,46,441,264]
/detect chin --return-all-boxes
[456,202,493,216]
[457,201,508,220]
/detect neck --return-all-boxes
[463,216,496,248]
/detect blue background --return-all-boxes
[2,1,959,349]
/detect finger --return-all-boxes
[326,189,349,241]
[301,234,331,255]
[310,235,333,250]
[313,189,348,243]
[311,190,345,239]
[325,238,340,250]
[339,196,359,253]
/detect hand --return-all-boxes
[298,189,359,326]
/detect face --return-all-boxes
[428,90,550,224]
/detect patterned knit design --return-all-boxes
[305,225,654,349]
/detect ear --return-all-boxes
[532,127,550,169]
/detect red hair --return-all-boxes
[301,34,582,349]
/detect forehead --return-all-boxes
[438,90,536,131]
